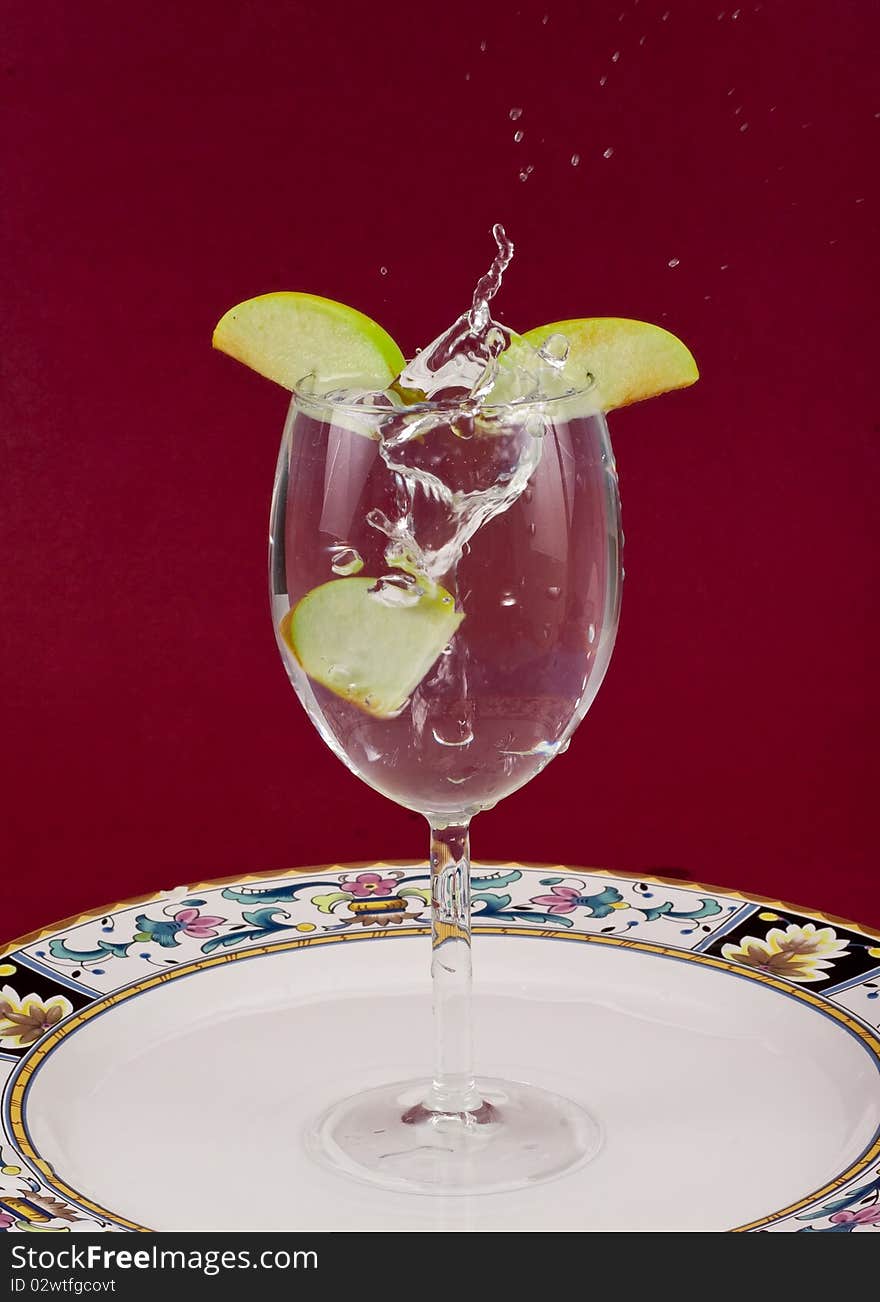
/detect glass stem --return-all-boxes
[425,819,480,1115]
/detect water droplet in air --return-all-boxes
[528,522,536,536]
[734,105,742,115]
[668,257,680,268]
[612,50,621,62]
[432,722,474,748]
[739,122,749,132]
[480,38,487,51]
[599,75,607,86]
[542,13,549,23]
[588,623,596,644]
[662,9,670,18]
[571,153,580,166]
[519,165,534,182]
[330,547,364,575]
[514,129,524,143]
[639,34,646,45]
[603,147,614,159]
[465,72,470,81]
[509,107,523,120]
[732,6,741,16]
[379,266,388,276]
[500,593,517,607]
[720,263,729,270]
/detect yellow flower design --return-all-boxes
[721,923,849,983]
[0,986,73,1050]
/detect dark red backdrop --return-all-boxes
[2,0,877,942]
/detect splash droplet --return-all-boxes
[519,165,534,182]
[571,152,580,166]
[514,129,524,142]
[479,38,487,51]
[330,547,364,576]
[542,13,549,23]
[500,592,517,607]
[546,585,562,600]
[599,75,608,86]
[509,107,523,121]
[611,50,621,62]
[739,122,749,132]
[538,334,569,367]
[639,34,646,44]
[662,8,670,18]
[379,266,388,276]
[667,257,680,268]
[588,623,596,644]
[603,147,614,159]
[368,574,424,608]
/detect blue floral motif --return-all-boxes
[795,1172,880,1231]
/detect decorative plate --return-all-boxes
[1,864,879,1234]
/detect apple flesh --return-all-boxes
[523,317,699,412]
[213,292,405,393]
[280,576,464,718]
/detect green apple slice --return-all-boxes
[213,292,405,392]
[280,576,464,718]
[523,318,698,412]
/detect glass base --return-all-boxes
[308,1077,602,1195]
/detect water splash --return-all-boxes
[469,224,514,333]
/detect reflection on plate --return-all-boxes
[1,864,879,1233]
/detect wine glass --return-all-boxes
[269,381,622,1194]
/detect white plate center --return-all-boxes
[23,935,880,1231]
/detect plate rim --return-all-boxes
[3,861,879,959]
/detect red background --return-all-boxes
[2,0,877,942]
